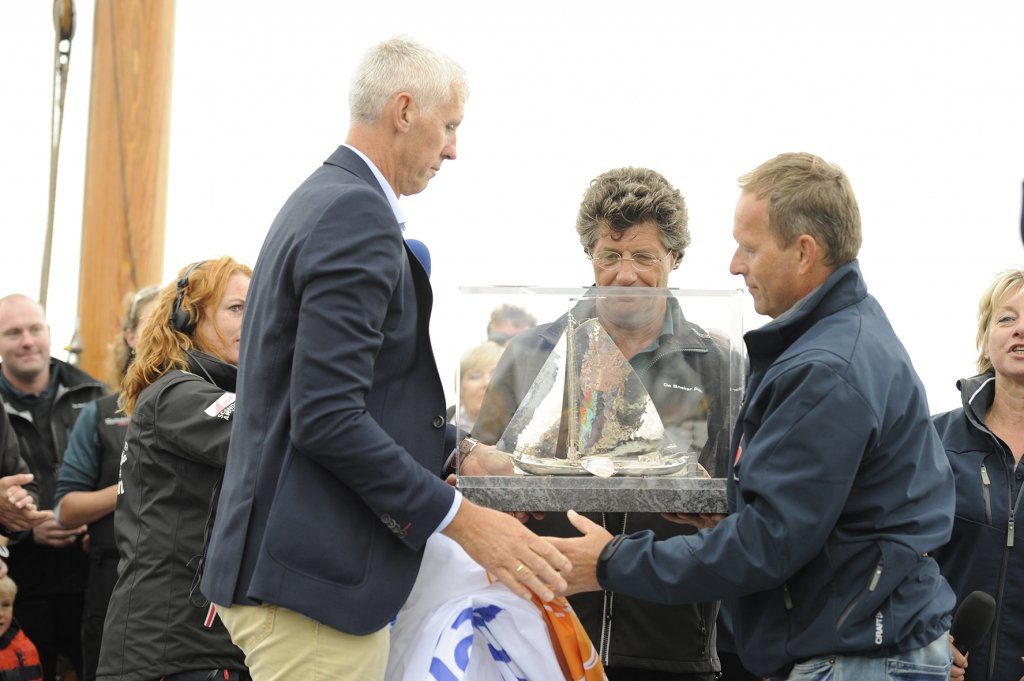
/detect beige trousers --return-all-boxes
[216,602,389,681]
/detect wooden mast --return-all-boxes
[77,0,175,384]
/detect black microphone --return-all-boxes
[950,590,996,654]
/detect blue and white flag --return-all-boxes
[386,535,566,681]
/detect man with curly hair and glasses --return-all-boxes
[466,166,732,681]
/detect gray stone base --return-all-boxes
[458,475,728,513]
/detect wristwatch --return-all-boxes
[596,533,628,585]
[457,437,482,465]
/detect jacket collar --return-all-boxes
[0,357,104,403]
[536,293,710,354]
[186,351,238,393]
[324,145,388,200]
[51,357,104,390]
[744,259,868,361]
[339,143,405,225]
[0,615,25,647]
[956,371,996,434]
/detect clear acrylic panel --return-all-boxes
[454,286,745,488]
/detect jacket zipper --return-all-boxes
[598,513,628,665]
[597,341,708,663]
[835,557,884,632]
[985,458,1024,680]
[981,463,993,525]
[15,383,101,469]
[3,404,60,485]
[964,380,1017,681]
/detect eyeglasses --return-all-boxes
[588,251,671,272]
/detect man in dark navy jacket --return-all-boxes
[548,153,956,680]
[201,37,569,679]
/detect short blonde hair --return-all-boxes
[976,268,1024,374]
[108,285,161,389]
[0,576,17,600]
[460,341,504,378]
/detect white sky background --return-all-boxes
[2,0,1022,413]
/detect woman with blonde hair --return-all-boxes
[96,257,252,681]
[933,268,1024,681]
[54,284,159,681]
[455,341,504,434]
[106,286,163,390]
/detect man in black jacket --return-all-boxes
[0,294,104,681]
[468,167,731,680]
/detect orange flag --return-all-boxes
[532,594,607,681]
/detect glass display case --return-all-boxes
[453,286,743,512]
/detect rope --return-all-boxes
[40,0,76,309]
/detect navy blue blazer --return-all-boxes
[201,146,456,634]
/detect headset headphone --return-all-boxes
[169,261,206,335]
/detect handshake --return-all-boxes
[445,443,725,602]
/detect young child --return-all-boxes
[0,575,42,681]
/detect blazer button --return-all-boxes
[432,415,445,429]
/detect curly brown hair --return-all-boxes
[575,167,690,259]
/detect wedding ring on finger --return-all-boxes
[513,563,529,578]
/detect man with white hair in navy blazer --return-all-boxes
[202,36,570,679]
